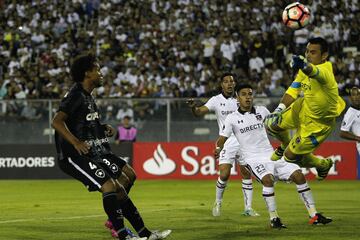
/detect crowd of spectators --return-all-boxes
[0,0,359,121]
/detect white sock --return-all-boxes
[296,182,317,217]
[242,179,253,210]
[262,186,278,219]
[215,177,227,203]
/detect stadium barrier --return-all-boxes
[0,142,357,180]
[0,143,133,179]
[133,142,359,180]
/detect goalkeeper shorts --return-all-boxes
[279,98,336,155]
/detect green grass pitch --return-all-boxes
[0,180,359,240]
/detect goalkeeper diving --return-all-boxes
[264,37,346,180]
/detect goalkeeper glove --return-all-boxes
[290,55,308,70]
[264,103,286,129]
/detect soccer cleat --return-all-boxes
[241,208,260,217]
[212,202,221,217]
[316,158,333,180]
[111,229,118,238]
[105,220,114,229]
[270,217,287,229]
[110,228,137,238]
[309,213,332,225]
[147,230,172,240]
[271,146,285,161]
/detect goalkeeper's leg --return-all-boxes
[266,126,291,161]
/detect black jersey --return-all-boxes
[55,83,111,161]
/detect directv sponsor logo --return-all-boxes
[86,112,99,121]
[0,157,55,168]
[239,123,264,133]
[221,110,234,115]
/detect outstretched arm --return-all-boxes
[339,130,360,142]
[186,98,210,117]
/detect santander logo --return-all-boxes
[143,144,176,175]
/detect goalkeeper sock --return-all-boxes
[262,186,277,219]
[296,182,317,217]
[215,177,227,203]
[242,179,253,210]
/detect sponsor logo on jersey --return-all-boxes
[301,82,311,91]
[86,112,99,121]
[256,114,262,121]
[221,110,234,115]
[238,123,264,133]
[85,138,109,146]
[143,144,176,175]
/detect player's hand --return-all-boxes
[73,140,91,155]
[214,147,221,159]
[104,124,115,137]
[186,98,196,108]
[264,112,282,128]
[290,55,307,70]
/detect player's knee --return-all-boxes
[219,164,231,181]
[284,149,301,163]
[123,164,137,183]
[261,174,274,187]
[219,172,230,181]
[240,165,251,179]
[114,181,128,200]
[101,179,117,193]
[290,170,306,184]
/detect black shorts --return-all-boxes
[58,153,127,192]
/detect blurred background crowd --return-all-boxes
[0,0,359,121]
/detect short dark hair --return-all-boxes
[220,72,237,83]
[235,83,253,93]
[70,53,97,82]
[307,37,328,53]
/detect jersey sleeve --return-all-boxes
[58,91,83,116]
[204,96,216,111]
[308,62,334,85]
[340,109,355,132]
[286,71,305,99]
[259,106,271,118]
[221,115,233,137]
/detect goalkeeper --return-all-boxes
[264,37,345,180]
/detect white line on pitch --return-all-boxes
[0,206,200,224]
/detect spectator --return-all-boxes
[115,116,137,144]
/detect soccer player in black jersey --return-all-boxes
[52,53,171,240]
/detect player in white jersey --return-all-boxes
[215,84,332,228]
[340,87,360,154]
[187,73,259,217]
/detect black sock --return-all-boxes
[103,192,127,239]
[118,197,152,238]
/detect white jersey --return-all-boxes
[341,106,360,152]
[222,106,273,161]
[204,93,238,135]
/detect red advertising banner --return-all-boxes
[133,142,358,180]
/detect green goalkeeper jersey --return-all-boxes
[286,61,345,120]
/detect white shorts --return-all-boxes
[246,153,300,182]
[219,135,246,166]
